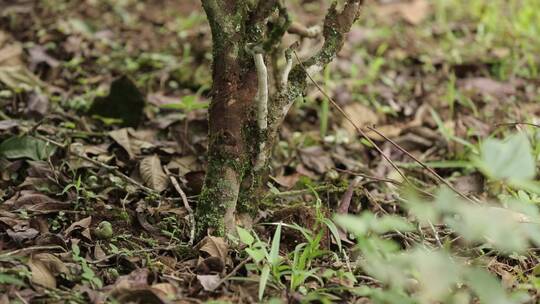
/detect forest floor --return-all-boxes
[1,0,540,303]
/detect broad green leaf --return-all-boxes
[236,226,254,246]
[0,136,56,161]
[476,134,535,181]
[245,248,265,263]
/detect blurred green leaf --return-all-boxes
[0,136,56,161]
[259,264,270,300]
[465,269,520,304]
[160,95,208,112]
[475,133,535,181]
[0,273,25,286]
[334,214,368,236]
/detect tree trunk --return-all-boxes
[196,0,363,238]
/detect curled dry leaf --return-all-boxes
[299,146,334,175]
[198,236,228,262]
[0,30,44,90]
[139,155,169,192]
[10,191,71,214]
[109,128,136,159]
[64,216,92,236]
[28,253,69,289]
[196,274,221,291]
[151,283,177,298]
[7,227,39,243]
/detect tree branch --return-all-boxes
[254,53,269,131]
[253,51,269,170]
[270,0,363,124]
[303,0,363,73]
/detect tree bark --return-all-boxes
[196,0,363,238]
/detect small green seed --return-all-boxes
[94,221,113,240]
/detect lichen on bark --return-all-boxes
[195,0,363,239]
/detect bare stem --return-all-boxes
[254,52,268,131]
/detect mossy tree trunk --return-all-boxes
[196,0,363,238]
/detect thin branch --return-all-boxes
[254,53,268,131]
[254,51,269,170]
[287,22,321,38]
[165,167,195,246]
[0,245,67,258]
[213,257,252,289]
[280,48,293,89]
[302,0,363,70]
[271,0,362,126]
[262,2,290,52]
[365,126,475,204]
[293,50,412,186]
[494,122,540,129]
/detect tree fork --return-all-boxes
[196,0,363,238]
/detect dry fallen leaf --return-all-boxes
[151,282,177,298]
[64,216,92,236]
[198,236,228,262]
[0,30,44,90]
[6,227,39,243]
[28,253,68,289]
[197,274,221,291]
[10,191,71,214]
[139,155,169,192]
[109,128,136,159]
[28,256,56,288]
[272,173,302,189]
[299,146,334,175]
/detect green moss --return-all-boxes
[195,160,242,237]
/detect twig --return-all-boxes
[293,50,473,204]
[254,52,268,131]
[335,168,402,186]
[494,122,540,129]
[165,167,195,246]
[365,126,474,204]
[429,220,443,248]
[337,176,362,214]
[293,50,412,186]
[214,257,251,289]
[265,184,346,199]
[253,51,269,170]
[280,49,293,89]
[0,245,67,258]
